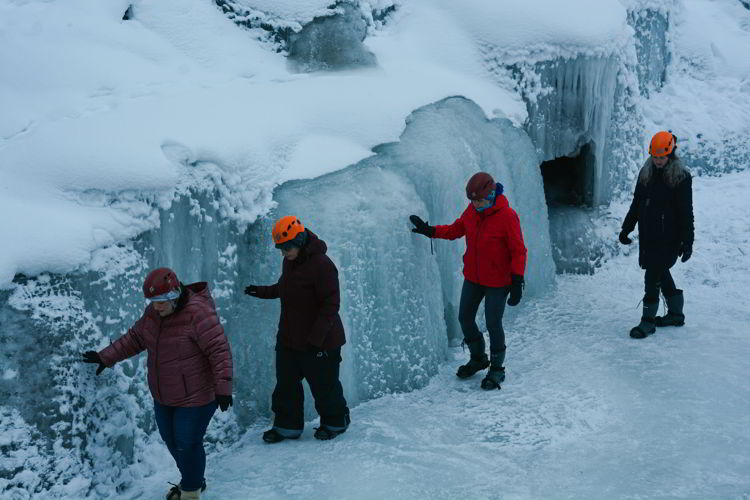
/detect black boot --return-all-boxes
[314,412,350,441]
[481,348,506,390]
[630,299,659,339]
[456,336,489,379]
[262,428,300,444]
[655,290,685,327]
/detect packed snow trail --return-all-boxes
[134,171,750,500]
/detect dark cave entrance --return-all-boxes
[540,143,602,274]
[540,143,595,208]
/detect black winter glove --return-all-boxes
[216,394,233,412]
[244,285,259,296]
[619,230,632,245]
[680,242,692,263]
[507,274,524,306]
[409,215,436,238]
[82,351,107,376]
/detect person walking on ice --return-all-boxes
[82,267,234,500]
[620,131,694,339]
[245,216,350,442]
[409,172,527,390]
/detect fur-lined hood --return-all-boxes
[638,156,689,189]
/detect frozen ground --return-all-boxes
[128,170,750,499]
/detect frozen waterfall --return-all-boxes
[0,96,554,495]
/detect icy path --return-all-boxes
[144,171,750,499]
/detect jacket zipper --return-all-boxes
[475,214,484,281]
[155,315,162,400]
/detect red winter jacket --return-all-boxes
[433,194,527,287]
[99,282,233,407]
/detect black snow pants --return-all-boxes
[644,267,678,302]
[272,346,349,433]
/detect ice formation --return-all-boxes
[1,0,748,497]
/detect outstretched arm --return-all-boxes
[433,217,466,241]
[98,312,148,367]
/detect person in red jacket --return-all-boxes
[82,268,233,500]
[410,172,527,390]
[245,216,350,443]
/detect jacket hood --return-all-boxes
[291,230,327,266]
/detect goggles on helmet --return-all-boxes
[147,289,181,303]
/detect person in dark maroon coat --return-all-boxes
[245,215,350,442]
[410,172,527,390]
[82,268,233,500]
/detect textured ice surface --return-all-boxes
[82,169,750,499]
[0,96,552,496]
[287,3,377,72]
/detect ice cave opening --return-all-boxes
[539,142,607,275]
[540,143,596,209]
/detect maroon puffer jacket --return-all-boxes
[99,282,233,407]
[433,194,527,287]
[254,230,346,351]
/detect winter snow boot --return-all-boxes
[314,412,350,441]
[481,349,506,390]
[166,481,206,500]
[630,299,659,339]
[262,428,301,444]
[456,336,489,379]
[655,290,685,327]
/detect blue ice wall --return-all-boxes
[0,96,554,497]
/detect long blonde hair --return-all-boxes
[638,156,689,189]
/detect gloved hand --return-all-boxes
[680,242,692,263]
[409,215,435,238]
[619,230,632,245]
[82,351,107,376]
[216,394,233,412]
[507,274,524,306]
[244,285,259,296]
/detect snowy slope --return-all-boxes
[0,0,529,288]
[120,170,750,500]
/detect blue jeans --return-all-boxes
[154,400,217,491]
[458,279,509,354]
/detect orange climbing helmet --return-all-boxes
[272,216,305,248]
[649,131,676,157]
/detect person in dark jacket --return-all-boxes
[620,131,694,339]
[82,267,233,500]
[245,216,350,442]
[410,172,527,390]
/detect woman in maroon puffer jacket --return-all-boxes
[82,268,233,500]
[245,215,350,443]
[410,172,527,390]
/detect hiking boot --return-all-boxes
[480,368,505,390]
[313,426,347,440]
[655,290,685,327]
[166,481,206,500]
[262,428,301,443]
[457,354,489,378]
[456,336,489,378]
[480,348,506,390]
